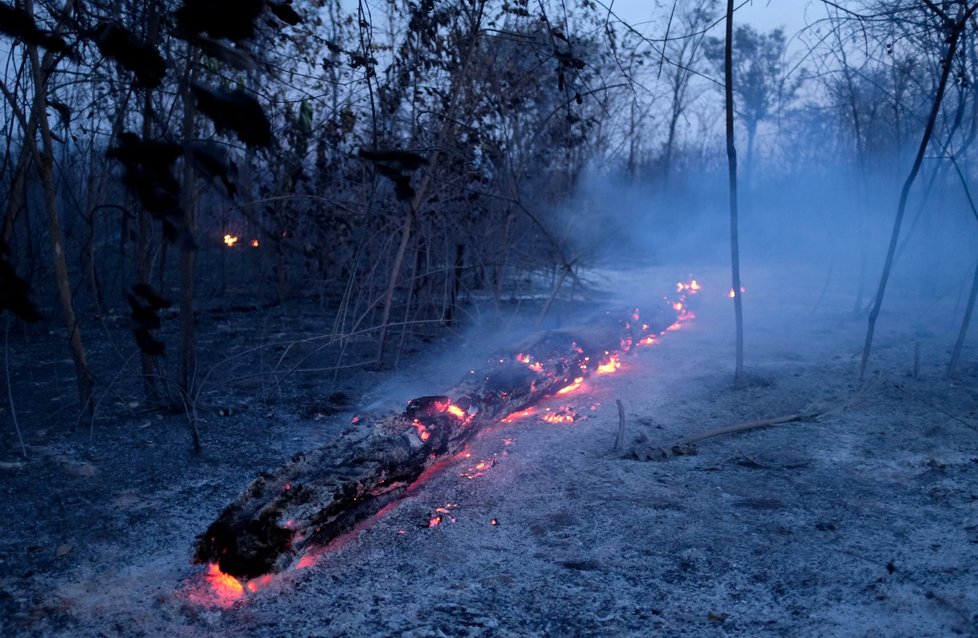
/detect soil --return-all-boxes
[1,265,977,637]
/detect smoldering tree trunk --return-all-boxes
[860,6,971,379]
[195,302,680,579]
[724,0,745,382]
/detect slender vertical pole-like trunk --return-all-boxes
[138,1,162,405]
[724,0,744,383]
[179,54,199,398]
[860,7,969,380]
[179,51,202,453]
[949,258,978,377]
[26,0,93,412]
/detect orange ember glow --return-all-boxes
[447,404,466,419]
[596,354,622,375]
[296,553,318,569]
[412,420,431,441]
[557,377,584,395]
[461,457,496,479]
[516,352,544,373]
[542,407,578,424]
[250,239,260,248]
[428,515,442,528]
[206,563,244,603]
[502,407,536,422]
[729,287,745,299]
[223,234,239,247]
[246,575,273,593]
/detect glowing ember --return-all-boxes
[461,457,496,479]
[542,407,578,424]
[502,407,536,423]
[729,287,745,299]
[557,377,584,395]
[246,574,273,593]
[205,563,244,603]
[223,234,239,247]
[428,515,442,528]
[447,404,466,419]
[516,352,545,373]
[250,239,260,248]
[596,354,622,375]
[490,518,499,526]
[412,420,431,441]
[296,553,317,569]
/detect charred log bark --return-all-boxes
[194,304,679,579]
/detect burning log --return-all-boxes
[194,292,693,580]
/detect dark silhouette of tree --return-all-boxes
[707,24,797,183]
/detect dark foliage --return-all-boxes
[107,133,186,241]
[0,2,70,53]
[126,283,172,356]
[359,148,429,202]
[188,141,237,198]
[267,0,302,26]
[174,0,264,42]
[0,243,41,322]
[93,23,166,88]
[191,83,272,148]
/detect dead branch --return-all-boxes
[613,398,625,454]
[625,412,820,461]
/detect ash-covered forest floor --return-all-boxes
[1,265,977,637]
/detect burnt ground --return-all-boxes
[1,265,977,637]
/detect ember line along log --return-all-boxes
[194,291,694,579]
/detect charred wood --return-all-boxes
[194,305,677,579]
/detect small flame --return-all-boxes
[223,234,239,247]
[250,239,260,248]
[412,420,431,441]
[461,457,496,479]
[428,515,442,528]
[729,287,745,299]
[205,563,244,603]
[447,404,466,419]
[557,377,584,395]
[596,354,622,375]
[542,407,578,424]
[516,352,545,373]
[502,407,536,422]
[245,574,272,593]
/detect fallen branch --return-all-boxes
[626,412,819,461]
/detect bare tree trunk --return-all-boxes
[948,258,978,376]
[25,0,93,412]
[137,1,162,405]
[860,5,971,379]
[179,54,199,402]
[724,0,744,383]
